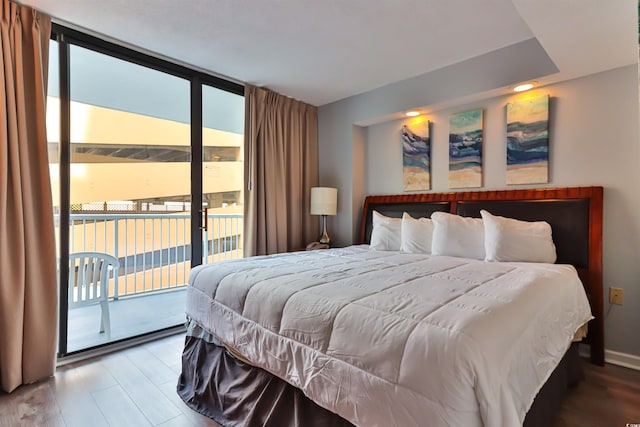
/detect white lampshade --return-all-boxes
[310,187,337,216]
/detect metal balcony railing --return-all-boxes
[59,213,243,299]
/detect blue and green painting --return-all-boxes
[506,94,549,185]
[449,108,483,188]
[402,120,430,191]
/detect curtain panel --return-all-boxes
[244,85,319,256]
[0,0,55,393]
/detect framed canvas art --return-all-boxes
[506,94,549,185]
[402,120,430,191]
[449,108,483,188]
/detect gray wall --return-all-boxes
[318,64,640,359]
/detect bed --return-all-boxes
[178,186,604,427]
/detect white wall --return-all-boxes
[318,64,640,360]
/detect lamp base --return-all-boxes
[318,215,331,246]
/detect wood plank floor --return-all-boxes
[0,333,220,427]
[553,358,640,427]
[1,333,639,426]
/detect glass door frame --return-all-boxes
[51,24,243,357]
[191,78,204,265]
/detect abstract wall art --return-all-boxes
[506,94,550,185]
[449,108,483,188]
[402,120,430,191]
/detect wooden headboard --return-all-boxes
[359,187,604,366]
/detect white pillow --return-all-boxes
[400,212,433,254]
[369,211,402,251]
[480,210,557,263]
[431,212,485,260]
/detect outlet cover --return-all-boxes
[609,287,624,305]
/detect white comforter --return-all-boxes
[186,245,592,427]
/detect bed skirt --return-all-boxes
[177,333,583,427]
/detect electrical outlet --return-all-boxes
[609,287,624,305]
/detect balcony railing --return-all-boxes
[59,213,243,299]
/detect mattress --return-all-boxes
[185,246,592,427]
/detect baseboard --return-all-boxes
[604,349,640,371]
[579,343,640,371]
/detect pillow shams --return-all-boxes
[431,212,485,260]
[400,212,433,254]
[371,208,556,263]
[369,211,402,251]
[481,210,556,263]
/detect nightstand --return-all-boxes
[305,242,330,250]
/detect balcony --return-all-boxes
[62,212,243,352]
[68,288,187,350]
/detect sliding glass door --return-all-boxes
[65,44,191,351]
[48,27,244,356]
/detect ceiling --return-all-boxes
[19,0,638,107]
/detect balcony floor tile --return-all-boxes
[67,288,187,352]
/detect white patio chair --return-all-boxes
[68,252,119,340]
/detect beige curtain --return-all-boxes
[0,0,55,393]
[244,85,319,256]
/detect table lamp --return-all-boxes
[310,187,337,245]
